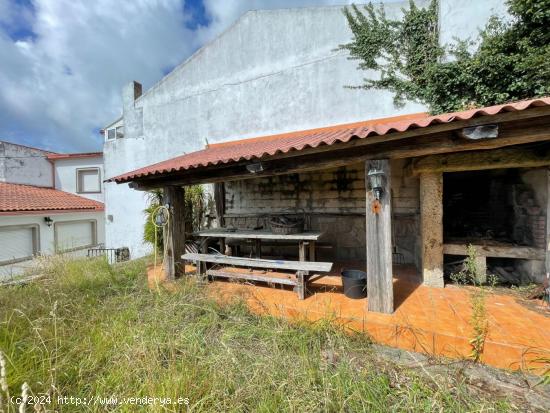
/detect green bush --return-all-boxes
[340,0,550,113]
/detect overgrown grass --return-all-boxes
[0,257,512,412]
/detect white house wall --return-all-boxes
[0,211,105,280]
[0,141,53,187]
[53,157,104,202]
[439,0,509,48]
[103,0,509,258]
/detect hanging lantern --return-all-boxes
[154,206,169,226]
[367,167,386,200]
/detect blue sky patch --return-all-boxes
[183,0,211,30]
[1,0,37,42]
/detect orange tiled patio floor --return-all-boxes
[201,262,550,373]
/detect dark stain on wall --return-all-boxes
[332,167,356,192]
[226,192,235,210]
[257,177,274,196]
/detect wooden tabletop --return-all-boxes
[194,229,324,241]
[182,253,333,272]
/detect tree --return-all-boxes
[339,0,550,114]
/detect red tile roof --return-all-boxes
[47,152,103,160]
[110,97,550,183]
[0,182,104,214]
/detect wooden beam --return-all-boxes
[409,145,550,175]
[366,159,394,313]
[420,172,444,288]
[206,269,298,286]
[126,118,550,190]
[443,243,545,260]
[163,186,186,280]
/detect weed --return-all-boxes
[534,357,550,386]
[0,256,512,412]
[450,244,486,286]
[468,288,489,362]
[449,245,490,362]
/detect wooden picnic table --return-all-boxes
[193,229,324,261]
[182,252,333,299]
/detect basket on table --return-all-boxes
[269,215,304,235]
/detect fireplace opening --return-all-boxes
[443,169,544,247]
[443,168,546,285]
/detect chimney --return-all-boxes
[122,81,144,138]
[123,81,142,112]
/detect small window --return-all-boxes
[107,128,116,140]
[0,225,40,265]
[116,126,124,139]
[54,220,97,253]
[76,168,101,193]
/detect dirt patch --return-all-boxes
[369,345,550,412]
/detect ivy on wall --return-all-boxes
[339,0,550,114]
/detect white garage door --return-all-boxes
[55,221,96,252]
[0,226,37,264]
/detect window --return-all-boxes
[106,126,123,140]
[0,225,39,265]
[54,220,97,252]
[76,168,101,193]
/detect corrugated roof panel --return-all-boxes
[110,97,550,183]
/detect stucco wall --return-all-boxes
[103,0,508,258]
[0,211,105,279]
[0,141,53,187]
[53,156,105,202]
[439,0,509,47]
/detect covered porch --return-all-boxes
[110,97,550,317]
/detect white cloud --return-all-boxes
[0,0,376,152]
[0,0,195,151]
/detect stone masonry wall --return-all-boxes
[224,160,420,264]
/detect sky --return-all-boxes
[0,0,380,153]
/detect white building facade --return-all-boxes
[0,142,105,279]
[103,0,508,258]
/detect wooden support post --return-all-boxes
[366,160,394,313]
[163,186,186,281]
[255,239,262,258]
[420,172,444,288]
[546,169,550,277]
[309,241,316,262]
[199,238,208,277]
[214,182,226,228]
[295,271,306,300]
[299,241,306,262]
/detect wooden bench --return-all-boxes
[181,253,333,299]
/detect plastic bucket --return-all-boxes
[341,269,367,299]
